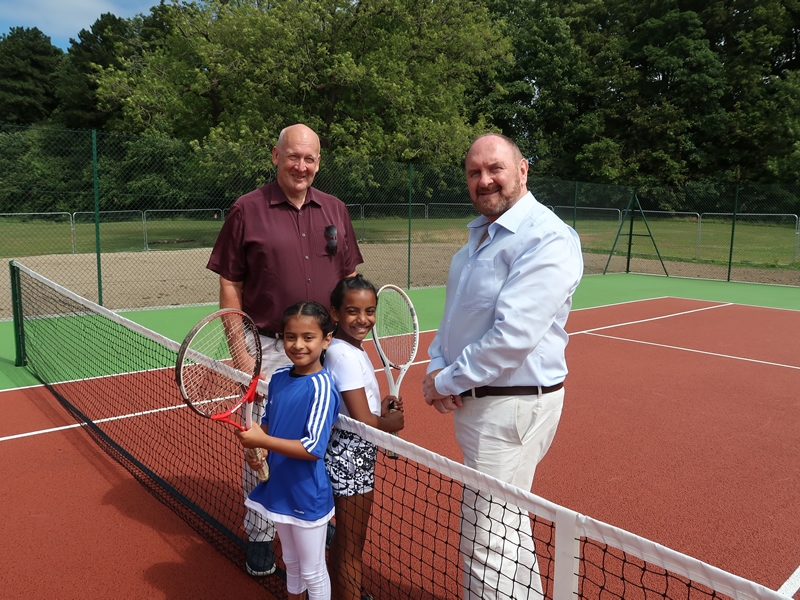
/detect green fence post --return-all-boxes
[10,261,26,367]
[573,181,578,229]
[626,187,637,273]
[92,130,103,306]
[727,185,739,282]
[407,163,413,289]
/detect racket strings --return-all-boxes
[375,292,416,367]
[181,315,260,418]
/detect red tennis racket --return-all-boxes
[175,308,270,482]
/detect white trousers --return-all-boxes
[243,338,291,542]
[453,387,565,600]
[274,520,331,599]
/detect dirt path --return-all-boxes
[3,245,798,319]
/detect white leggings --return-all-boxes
[274,520,331,599]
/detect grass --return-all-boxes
[2,213,798,269]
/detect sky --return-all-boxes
[0,0,156,50]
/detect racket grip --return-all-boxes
[248,448,270,482]
[387,403,400,459]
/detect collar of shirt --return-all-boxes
[466,191,534,255]
[267,183,322,209]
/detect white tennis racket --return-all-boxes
[373,285,419,457]
[175,308,270,482]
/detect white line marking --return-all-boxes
[570,303,733,336]
[572,296,673,312]
[777,564,800,597]
[586,332,800,370]
[0,402,189,443]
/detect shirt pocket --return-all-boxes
[313,223,336,258]
[460,258,496,311]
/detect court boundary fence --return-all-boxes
[10,259,788,600]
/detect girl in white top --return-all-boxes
[325,275,405,600]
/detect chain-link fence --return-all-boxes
[2,124,799,319]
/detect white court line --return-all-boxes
[572,296,672,311]
[777,564,800,597]
[586,332,800,370]
[0,402,188,443]
[570,303,733,336]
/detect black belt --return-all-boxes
[257,329,277,339]
[460,382,564,399]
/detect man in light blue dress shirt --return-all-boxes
[422,133,583,600]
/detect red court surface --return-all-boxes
[1,297,798,598]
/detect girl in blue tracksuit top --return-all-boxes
[237,301,340,600]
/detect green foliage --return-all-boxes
[51,14,133,130]
[0,27,63,125]
[96,0,510,165]
[484,0,800,186]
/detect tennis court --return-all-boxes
[1,269,798,599]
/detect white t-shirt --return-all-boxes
[325,338,382,417]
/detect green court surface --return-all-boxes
[2,273,799,391]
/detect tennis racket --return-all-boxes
[373,285,420,457]
[175,308,270,482]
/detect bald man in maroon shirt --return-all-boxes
[207,124,363,577]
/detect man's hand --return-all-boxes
[422,370,463,413]
[430,396,463,414]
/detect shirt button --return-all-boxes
[307,278,312,282]
[305,256,309,259]
[302,233,306,237]
[467,264,471,269]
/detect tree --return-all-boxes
[96,0,511,165]
[51,13,132,130]
[483,0,800,186]
[0,27,62,125]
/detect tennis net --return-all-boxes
[10,260,784,600]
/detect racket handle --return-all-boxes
[248,448,270,482]
[387,402,400,459]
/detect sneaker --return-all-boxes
[246,540,276,577]
[325,520,336,549]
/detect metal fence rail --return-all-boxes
[2,124,799,319]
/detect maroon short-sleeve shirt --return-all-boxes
[207,181,363,333]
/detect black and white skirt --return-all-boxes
[325,428,378,497]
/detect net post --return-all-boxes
[9,260,27,367]
[554,507,580,599]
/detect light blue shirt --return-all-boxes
[428,191,583,394]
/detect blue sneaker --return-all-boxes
[246,540,276,576]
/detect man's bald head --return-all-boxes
[466,133,523,166]
[277,124,321,154]
[464,133,528,222]
[272,124,322,206]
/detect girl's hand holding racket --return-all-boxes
[381,394,403,415]
[175,308,270,482]
[381,396,405,433]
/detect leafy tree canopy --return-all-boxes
[97,0,510,165]
[0,27,62,125]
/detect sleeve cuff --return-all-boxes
[427,357,447,373]
[435,368,459,396]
